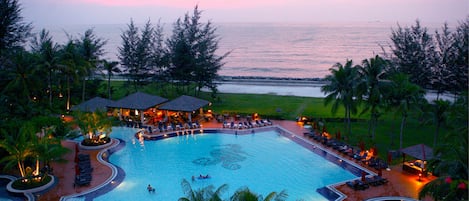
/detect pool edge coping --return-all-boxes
[59,138,121,201]
[61,125,376,201]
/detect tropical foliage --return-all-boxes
[0,117,69,179]
[389,18,468,95]
[179,179,228,201]
[419,94,468,200]
[73,110,112,145]
[178,179,288,201]
[321,59,360,138]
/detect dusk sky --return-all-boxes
[22,0,467,26]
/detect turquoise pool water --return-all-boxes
[95,127,355,201]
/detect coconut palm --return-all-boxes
[423,100,451,148]
[34,128,69,170]
[75,28,106,102]
[58,39,85,111]
[100,60,121,99]
[357,55,389,141]
[387,73,425,150]
[178,179,228,201]
[419,95,468,200]
[30,29,60,109]
[0,122,37,177]
[73,110,112,141]
[230,187,288,201]
[321,59,360,138]
[1,49,40,117]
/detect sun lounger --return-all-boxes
[346,180,369,190]
[256,120,264,126]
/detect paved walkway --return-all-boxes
[37,119,434,201]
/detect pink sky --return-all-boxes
[22,0,467,25]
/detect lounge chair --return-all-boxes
[256,120,264,126]
[346,180,369,190]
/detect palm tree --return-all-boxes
[387,73,425,150]
[73,110,112,142]
[1,49,40,117]
[230,187,288,201]
[34,129,69,170]
[30,29,60,109]
[58,40,84,111]
[178,179,228,201]
[321,59,360,138]
[423,100,451,148]
[419,95,468,200]
[0,122,37,177]
[100,60,120,99]
[75,29,106,102]
[357,55,389,141]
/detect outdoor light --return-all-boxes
[418,173,422,181]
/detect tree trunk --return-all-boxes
[67,77,71,111]
[82,78,86,102]
[343,109,347,138]
[399,114,407,150]
[434,121,440,148]
[18,161,25,177]
[107,75,111,99]
[346,106,352,137]
[371,114,378,141]
[48,69,53,108]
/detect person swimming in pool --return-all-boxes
[198,174,210,179]
[147,184,155,193]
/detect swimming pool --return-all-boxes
[94,127,356,201]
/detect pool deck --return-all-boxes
[35,120,435,201]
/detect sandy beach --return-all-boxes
[211,76,455,102]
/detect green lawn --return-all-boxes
[104,82,446,161]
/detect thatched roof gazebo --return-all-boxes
[71,97,115,113]
[401,144,434,160]
[400,144,434,176]
[158,95,210,122]
[108,92,168,122]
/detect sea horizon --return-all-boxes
[39,21,443,79]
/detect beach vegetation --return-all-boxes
[99,60,121,99]
[118,19,165,91]
[419,94,468,201]
[30,29,61,109]
[389,20,435,88]
[166,5,229,97]
[75,28,107,102]
[356,55,389,141]
[385,73,426,150]
[59,39,86,111]
[389,18,468,97]
[321,59,361,138]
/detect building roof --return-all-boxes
[400,144,434,160]
[108,92,168,110]
[158,95,210,112]
[71,97,115,113]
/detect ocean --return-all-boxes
[40,22,401,79]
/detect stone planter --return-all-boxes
[79,138,116,150]
[7,175,55,194]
